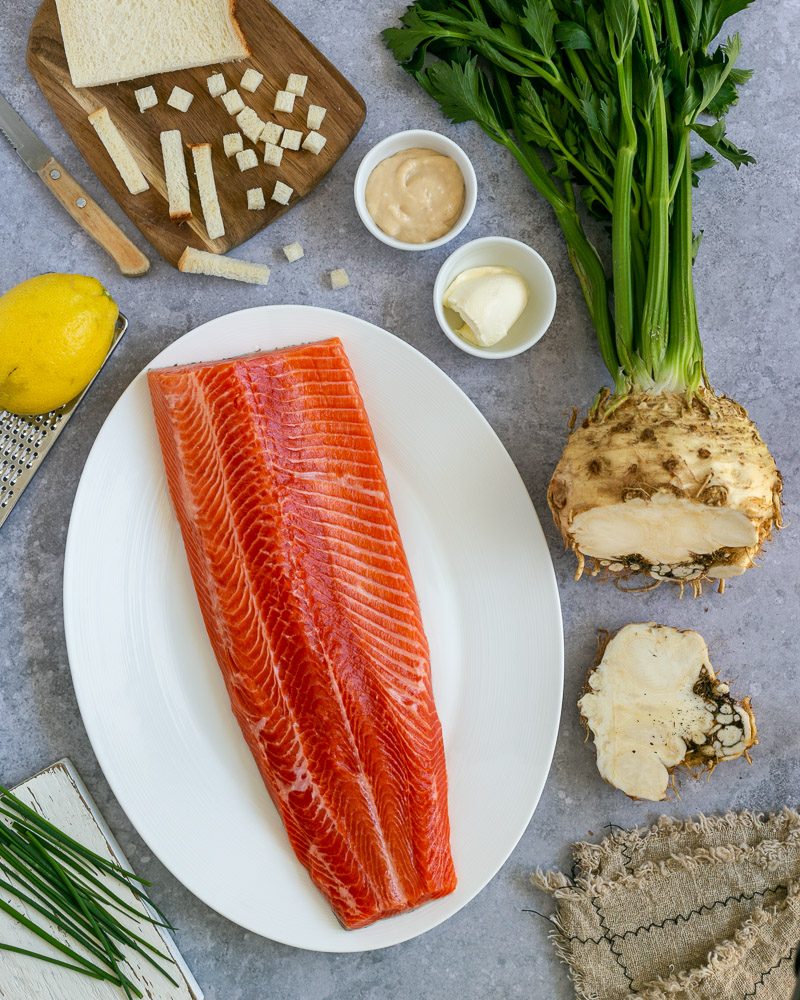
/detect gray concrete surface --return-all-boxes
[1,1,798,997]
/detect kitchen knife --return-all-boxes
[0,91,149,277]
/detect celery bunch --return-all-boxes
[384,0,754,395]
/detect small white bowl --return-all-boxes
[433,237,557,359]
[354,129,478,251]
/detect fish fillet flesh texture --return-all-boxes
[148,337,456,928]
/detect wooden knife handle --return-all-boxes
[37,156,150,277]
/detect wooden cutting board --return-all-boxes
[1,759,202,999]
[27,0,366,266]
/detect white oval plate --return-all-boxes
[64,306,563,953]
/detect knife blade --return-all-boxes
[0,92,50,172]
[0,92,149,276]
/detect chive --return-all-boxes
[0,942,116,981]
[0,790,177,993]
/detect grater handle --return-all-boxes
[37,157,150,277]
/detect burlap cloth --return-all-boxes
[533,810,800,999]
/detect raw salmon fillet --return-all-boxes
[148,337,456,928]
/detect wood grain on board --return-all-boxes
[27,0,366,266]
[0,760,202,1000]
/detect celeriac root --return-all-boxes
[548,389,782,590]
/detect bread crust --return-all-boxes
[228,0,252,59]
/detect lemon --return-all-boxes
[0,273,119,416]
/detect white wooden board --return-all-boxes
[0,760,202,1000]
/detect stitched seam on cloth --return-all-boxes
[742,950,793,998]
[621,886,779,939]
[591,893,634,989]
[543,909,606,1000]
[638,880,800,998]
[566,932,605,945]
[535,814,800,1000]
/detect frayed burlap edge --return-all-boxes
[574,808,800,883]
[532,809,800,1000]
[534,831,800,901]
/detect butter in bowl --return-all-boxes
[434,237,557,359]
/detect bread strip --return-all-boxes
[178,247,270,285]
[190,143,224,241]
[160,130,191,221]
[87,107,149,195]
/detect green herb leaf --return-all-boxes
[554,20,592,50]
[605,0,638,57]
[692,119,755,168]
[418,56,501,134]
[482,0,519,22]
[519,0,557,59]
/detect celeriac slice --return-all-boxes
[579,623,756,801]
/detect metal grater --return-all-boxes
[0,313,128,529]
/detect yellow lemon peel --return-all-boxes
[0,274,118,415]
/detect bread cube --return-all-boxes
[302,131,326,156]
[280,129,302,151]
[263,143,284,167]
[236,148,259,172]
[306,105,326,131]
[222,89,245,115]
[261,121,283,145]
[223,132,243,157]
[236,107,264,143]
[207,73,226,98]
[240,69,264,93]
[134,86,158,113]
[286,74,308,97]
[167,86,194,112]
[274,90,295,113]
[271,180,293,205]
[247,187,266,210]
[282,242,304,262]
[329,268,350,290]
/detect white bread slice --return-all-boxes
[87,107,149,195]
[190,144,224,240]
[178,247,270,285]
[56,0,250,88]
[160,130,191,221]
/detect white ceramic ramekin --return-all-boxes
[433,237,557,359]
[354,129,478,251]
